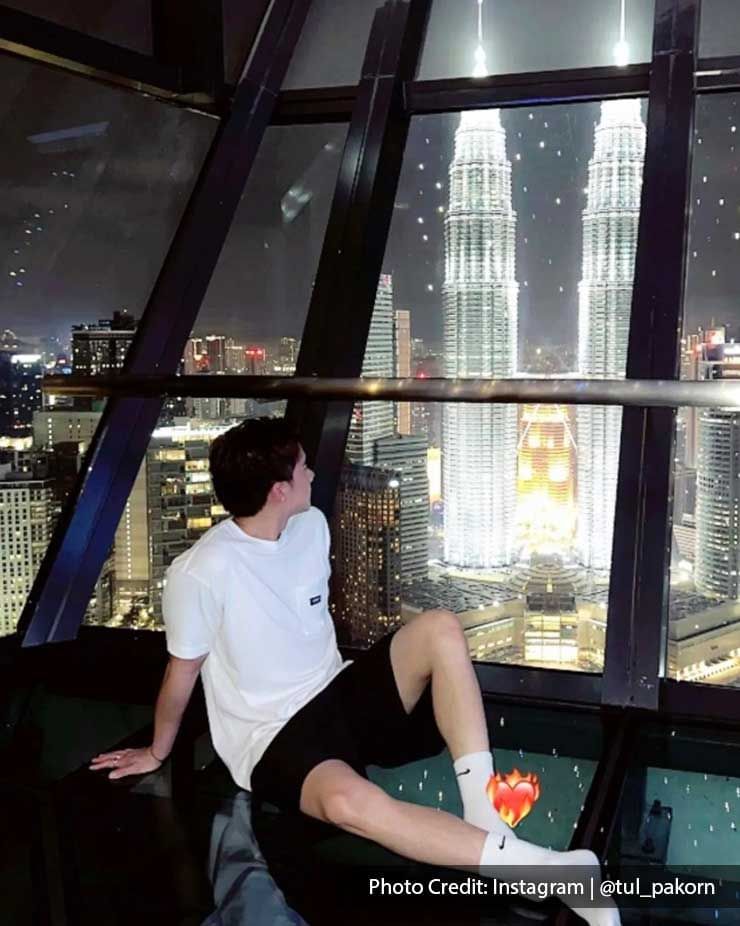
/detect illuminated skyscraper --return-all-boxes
[0,465,53,634]
[395,309,412,436]
[517,404,576,557]
[577,100,645,570]
[347,273,395,465]
[694,409,740,598]
[331,462,401,645]
[442,106,519,567]
[147,423,229,620]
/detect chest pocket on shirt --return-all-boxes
[295,578,329,637]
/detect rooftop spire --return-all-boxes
[473,0,488,77]
[613,0,629,67]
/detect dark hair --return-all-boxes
[209,417,301,517]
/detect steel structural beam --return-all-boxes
[269,66,650,126]
[0,3,184,101]
[603,0,699,710]
[406,63,650,114]
[284,0,432,520]
[696,53,740,91]
[272,85,358,123]
[17,0,314,648]
[41,373,740,409]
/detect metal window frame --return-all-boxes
[603,0,699,711]
[7,0,740,787]
[16,0,316,647]
[284,0,433,519]
[0,2,220,109]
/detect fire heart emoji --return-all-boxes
[486,768,541,828]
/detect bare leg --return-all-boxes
[390,609,488,760]
[302,759,487,866]
[300,760,618,926]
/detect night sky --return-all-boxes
[0,1,739,365]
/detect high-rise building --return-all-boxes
[225,338,246,373]
[204,335,227,373]
[411,356,443,449]
[112,462,150,621]
[276,337,299,373]
[245,345,267,376]
[395,309,412,436]
[71,309,136,376]
[442,109,519,567]
[183,337,208,375]
[693,335,740,599]
[330,462,401,645]
[695,409,740,599]
[517,404,576,558]
[0,463,53,635]
[0,352,44,439]
[577,100,645,571]
[189,396,228,420]
[147,423,229,620]
[32,407,101,451]
[374,434,429,584]
[347,274,395,465]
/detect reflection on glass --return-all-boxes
[336,100,646,669]
[419,0,654,80]
[76,125,346,632]
[608,724,740,922]
[0,58,214,638]
[699,0,740,59]
[668,95,740,687]
[195,124,348,368]
[282,0,381,90]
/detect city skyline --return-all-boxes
[1,77,739,358]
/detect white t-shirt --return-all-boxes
[162,506,351,790]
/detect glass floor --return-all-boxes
[606,722,740,925]
[2,635,739,925]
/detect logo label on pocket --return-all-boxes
[310,595,321,606]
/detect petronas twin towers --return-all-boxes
[442,101,646,571]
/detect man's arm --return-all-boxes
[89,653,207,780]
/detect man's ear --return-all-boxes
[269,480,288,504]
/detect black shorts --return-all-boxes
[250,630,445,813]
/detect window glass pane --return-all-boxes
[348,100,647,671]
[0,58,215,637]
[195,124,347,367]
[607,723,740,894]
[381,104,646,381]
[419,0,654,81]
[282,0,381,89]
[668,94,740,687]
[699,0,740,59]
[334,395,611,673]
[81,124,346,631]
[2,0,152,54]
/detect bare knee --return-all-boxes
[300,761,381,833]
[320,781,370,830]
[419,609,466,648]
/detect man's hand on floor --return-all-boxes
[89,746,163,780]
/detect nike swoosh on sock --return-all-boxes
[455,768,471,776]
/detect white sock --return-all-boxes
[453,750,510,836]
[479,833,621,926]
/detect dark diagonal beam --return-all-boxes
[18,0,314,647]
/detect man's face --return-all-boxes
[287,446,314,513]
